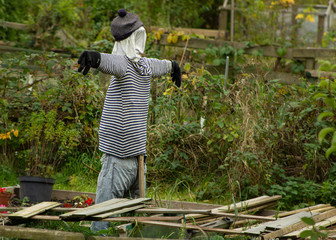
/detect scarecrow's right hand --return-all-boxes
[77,51,101,75]
[171,61,181,87]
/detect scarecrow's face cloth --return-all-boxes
[112,27,147,62]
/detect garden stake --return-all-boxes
[224,56,229,89]
[81,162,99,174]
[138,154,145,198]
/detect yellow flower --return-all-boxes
[305,14,315,23]
[13,129,19,137]
[285,0,295,5]
[296,13,304,20]
[163,87,173,96]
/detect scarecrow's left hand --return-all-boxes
[77,51,101,75]
[171,61,181,88]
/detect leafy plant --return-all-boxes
[20,109,80,177]
[300,216,329,240]
[315,60,336,158]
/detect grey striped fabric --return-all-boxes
[97,53,172,158]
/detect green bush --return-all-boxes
[0,52,104,175]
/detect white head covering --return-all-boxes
[112,26,146,62]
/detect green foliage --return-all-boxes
[0,52,104,176]
[315,60,336,159]
[299,216,329,240]
[267,176,320,210]
[20,109,80,177]
[0,165,18,186]
[204,44,245,67]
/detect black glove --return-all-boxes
[77,51,101,75]
[171,61,181,88]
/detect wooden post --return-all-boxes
[138,155,145,198]
[291,4,298,45]
[218,0,228,40]
[230,0,235,42]
[305,58,316,70]
[317,14,326,46]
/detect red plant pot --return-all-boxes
[0,192,12,206]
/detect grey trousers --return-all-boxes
[91,154,146,232]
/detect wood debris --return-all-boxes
[1,193,336,239]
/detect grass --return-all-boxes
[1,164,19,187]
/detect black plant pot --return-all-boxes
[19,176,55,203]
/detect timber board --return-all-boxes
[262,209,336,240]
[60,198,128,219]
[9,202,60,219]
[90,204,145,220]
[61,198,151,220]
[135,208,211,214]
[243,211,316,235]
[284,215,336,237]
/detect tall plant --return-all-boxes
[22,110,80,177]
[315,60,336,158]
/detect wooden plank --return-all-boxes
[159,34,245,50]
[1,206,82,213]
[135,208,211,215]
[305,69,336,78]
[60,198,128,218]
[266,212,318,231]
[7,187,97,202]
[90,204,145,220]
[186,195,280,220]
[240,202,278,215]
[214,196,270,213]
[262,208,336,240]
[0,21,30,30]
[51,189,96,201]
[216,195,281,213]
[61,198,151,220]
[243,212,315,235]
[211,212,276,221]
[147,26,225,39]
[1,213,60,221]
[139,220,243,234]
[1,213,183,222]
[0,45,71,57]
[292,48,336,58]
[277,204,330,217]
[311,206,335,213]
[284,215,336,238]
[150,199,222,210]
[9,202,60,219]
[0,225,85,240]
[73,198,151,217]
[104,216,183,222]
[158,34,336,60]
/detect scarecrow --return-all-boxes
[77,9,181,231]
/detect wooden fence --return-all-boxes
[1,19,336,76]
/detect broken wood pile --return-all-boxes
[1,195,336,239]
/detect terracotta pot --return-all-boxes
[0,192,12,206]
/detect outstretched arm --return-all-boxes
[77,51,126,78]
[148,58,181,87]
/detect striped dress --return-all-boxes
[97,53,172,158]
